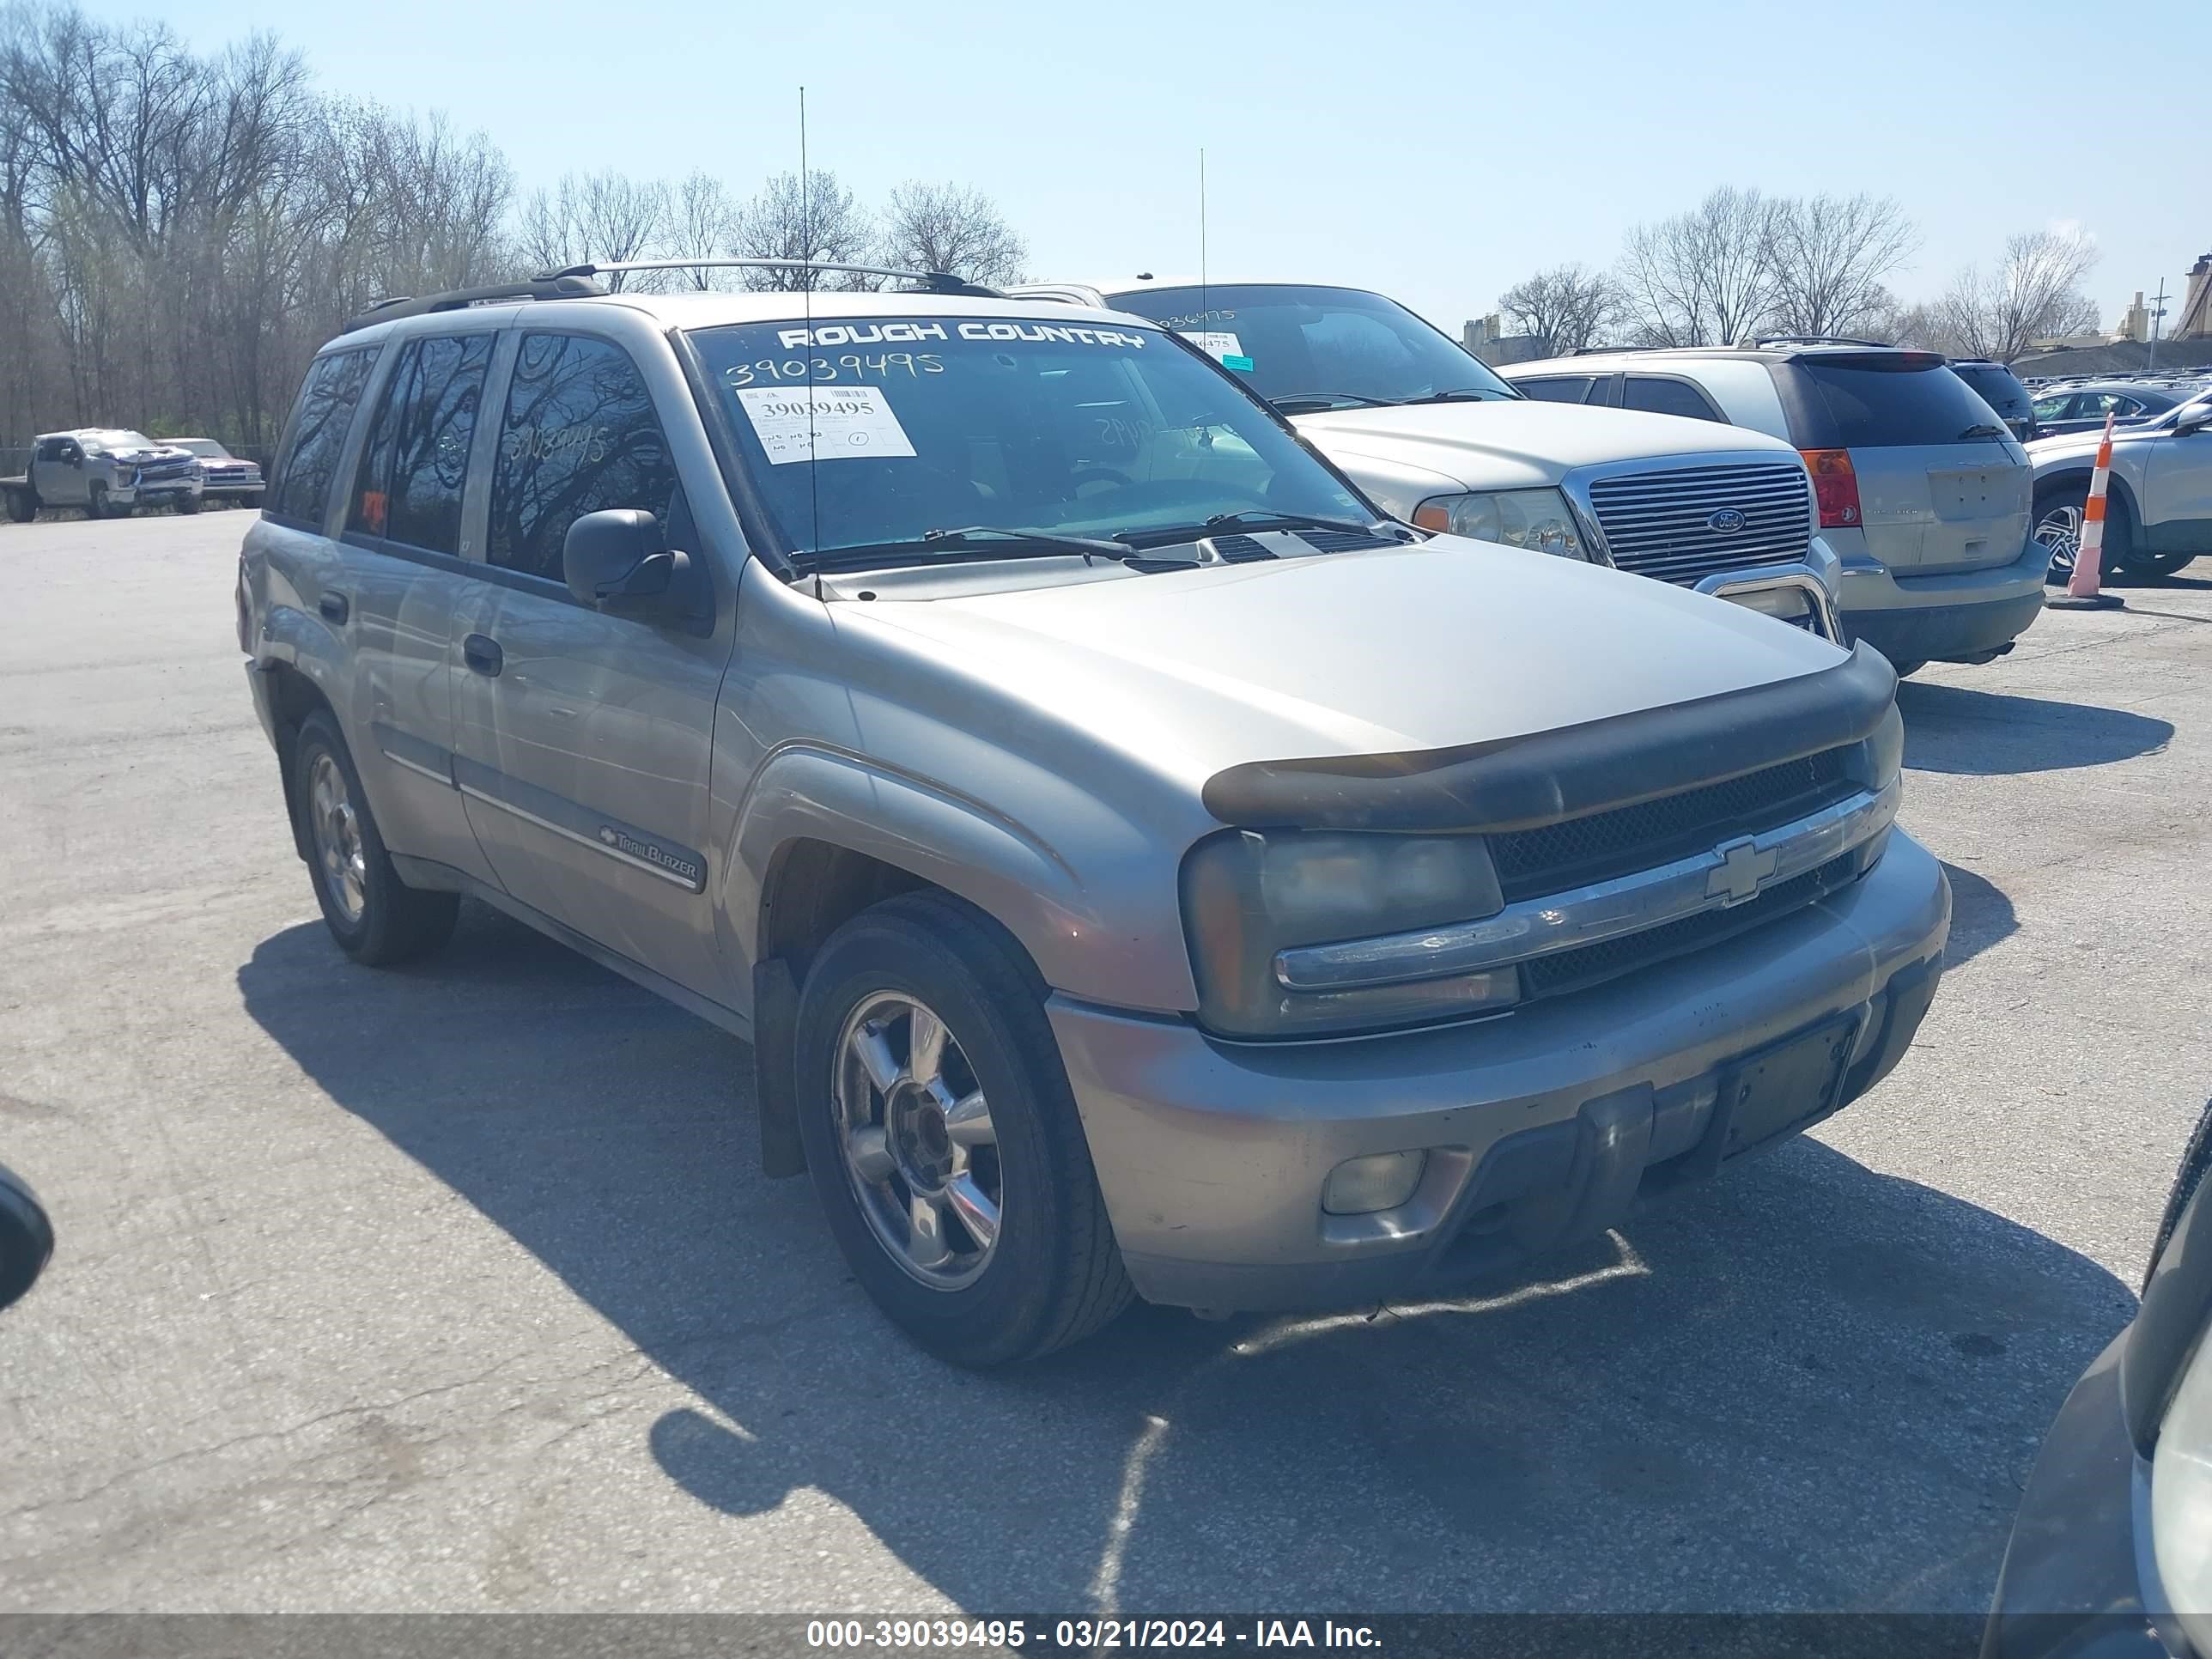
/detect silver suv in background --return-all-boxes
[1011,280,1843,640]
[2029,390,2212,582]
[238,269,1948,1366]
[1505,343,2046,676]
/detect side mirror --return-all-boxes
[2178,407,2212,436]
[0,1163,54,1314]
[562,509,690,617]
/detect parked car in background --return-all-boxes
[1505,343,2045,677]
[238,269,1948,1365]
[167,437,264,507]
[1,428,204,522]
[2031,380,2198,440]
[1947,359,2039,443]
[1984,1097,2212,1659]
[1007,278,1844,640]
[2030,391,2212,581]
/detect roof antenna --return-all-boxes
[1198,148,1208,341]
[800,85,823,598]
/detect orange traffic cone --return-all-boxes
[2046,409,2126,611]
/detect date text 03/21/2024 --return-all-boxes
[803,1620,1384,1650]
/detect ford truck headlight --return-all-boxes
[1180,830,1519,1038]
[1411,489,1588,558]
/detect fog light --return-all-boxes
[1322,1150,1427,1215]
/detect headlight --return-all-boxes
[1411,489,1589,558]
[2155,1319,2212,1659]
[1180,829,1519,1038]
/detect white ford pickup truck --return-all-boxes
[1012,279,1844,638]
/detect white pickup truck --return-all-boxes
[1012,279,1843,637]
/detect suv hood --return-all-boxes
[842,538,1845,788]
[1288,400,1794,491]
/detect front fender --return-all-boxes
[725,744,1200,1015]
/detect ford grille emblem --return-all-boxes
[1708,507,1747,535]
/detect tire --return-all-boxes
[1887,659,1927,679]
[174,494,201,515]
[290,709,459,966]
[85,482,110,520]
[794,890,1133,1366]
[3,489,33,524]
[2035,480,2136,583]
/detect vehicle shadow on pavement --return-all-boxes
[1938,861,2015,971]
[238,907,2136,1614]
[1898,682,2172,775]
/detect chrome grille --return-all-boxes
[1587,462,1812,586]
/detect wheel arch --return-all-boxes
[2034,465,2142,532]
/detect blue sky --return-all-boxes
[87,0,2208,335]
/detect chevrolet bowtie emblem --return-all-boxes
[1707,836,1779,906]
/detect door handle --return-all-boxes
[318,591,349,624]
[462,634,503,677]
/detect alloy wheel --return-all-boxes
[307,751,368,925]
[833,992,1001,1290]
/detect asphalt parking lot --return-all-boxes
[1,510,2206,1615]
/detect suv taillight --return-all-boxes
[1800,448,1862,529]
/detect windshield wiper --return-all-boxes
[1109,509,1409,550]
[1398,387,1506,404]
[1957,422,2008,441]
[797,526,1198,576]
[1267,391,1399,413]
[922,526,1138,559]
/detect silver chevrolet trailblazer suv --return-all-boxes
[237,266,1950,1365]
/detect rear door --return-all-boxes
[448,327,734,1003]
[331,330,503,885]
[1775,353,2028,573]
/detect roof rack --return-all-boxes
[339,273,607,334]
[551,257,1002,297]
[1746,334,1895,350]
[1570,343,1661,356]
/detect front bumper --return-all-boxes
[1837,533,2048,665]
[116,475,204,506]
[1983,1334,2167,1659]
[1052,831,1950,1313]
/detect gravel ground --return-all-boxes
[0,512,2203,1615]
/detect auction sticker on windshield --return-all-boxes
[1182,331,1244,363]
[735,385,917,465]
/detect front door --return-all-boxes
[2140,422,2212,554]
[449,329,734,1004]
[31,437,86,504]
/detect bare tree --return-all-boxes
[1932,228,2102,362]
[1495,263,1620,357]
[878,179,1025,285]
[732,168,874,290]
[1618,186,1779,347]
[514,169,664,289]
[664,169,738,289]
[1761,193,1917,339]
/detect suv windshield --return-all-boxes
[688,315,1373,568]
[1948,362,2032,422]
[1101,284,1517,412]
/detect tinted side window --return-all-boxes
[270,349,379,526]
[1518,375,1599,404]
[1622,376,1722,422]
[348,333,494,556]
[488,334,679,582]
[1952,365,2031,420]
